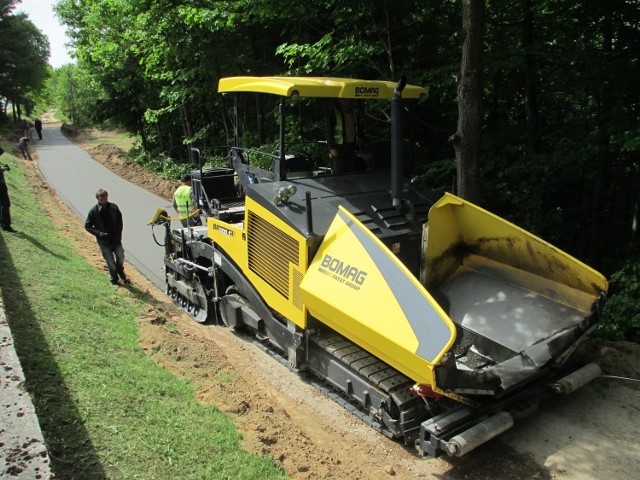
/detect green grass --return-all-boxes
[0,136,287,480]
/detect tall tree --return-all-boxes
[0,1,50,120]
[451,0,485,203]
[521,0,540,155]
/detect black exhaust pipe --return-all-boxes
[391,77,407,209]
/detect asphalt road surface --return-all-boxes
[36,127,173,289]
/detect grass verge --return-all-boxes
[0,135,287,480]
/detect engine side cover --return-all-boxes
[300,206,456,386]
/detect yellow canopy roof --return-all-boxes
[218,76,428,100]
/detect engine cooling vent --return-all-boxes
[247,211,299,299]
[292,270,304,310]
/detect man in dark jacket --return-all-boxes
[85,188,129,286]
[0,147,15,233]
[34,119,43,140]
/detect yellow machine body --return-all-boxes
[424,193,608,310]
[218,76,428,100]
[208,196,309,328]
[158,75,610,456]
[207,191,608,394]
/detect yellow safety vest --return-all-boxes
[333,107,344,145]
[174,185,192,218]
[333,107,357,145]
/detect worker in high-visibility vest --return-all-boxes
[326,98,362,174]
[172,174,201,227]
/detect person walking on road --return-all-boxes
[34,119,43,140]
[85,188,130,286]
[172,174,201,227]
[0,148,16,233]
[18,136,32,160]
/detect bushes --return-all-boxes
[128,144,234,181]
[129,147,185,179]
[599,261,640,343]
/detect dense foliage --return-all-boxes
[16,1,640,341]
[0,0,51,119]
[600,261,640,343]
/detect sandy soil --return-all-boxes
[25,116,640,479]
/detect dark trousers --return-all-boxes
[0,204,10,228]
[99,241,126,282]
[19,146,32,160]
[0,184,10,227]
[331,144,357,174]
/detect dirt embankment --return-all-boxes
[30,119,640,480]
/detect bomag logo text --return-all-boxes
[320,254,368,290]
[354,86,380,97]
[212,224,234,236]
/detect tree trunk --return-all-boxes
[632,199,639,253]
[180,103,194,163]
[138,121,149,151]
[588,13,613,267]
[383,0,395,79]
[255,93,264,146]
[218,96,232,147]
[522,0,540,155]
[452,0,485,204]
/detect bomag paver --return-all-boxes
[150,76,607,457]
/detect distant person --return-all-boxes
[173,174,201,227]
[34,119,43,140]
[0,148,16,233]
[85,188,130,286]
[326,98,363,173]
[20,119,28,137]
[17,136,32,160]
